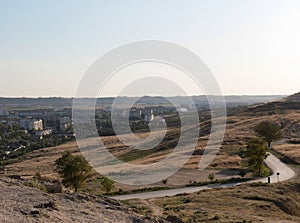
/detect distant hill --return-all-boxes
[0,97,74,109]
[244,92,300,115]
[283,92,300,102]
[222,91,300,155]
[0,95,284,109]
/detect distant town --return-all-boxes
[0,95,283,161]
[0,107,74,159]
[0,103,194,159]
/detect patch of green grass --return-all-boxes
[260,163,271,177]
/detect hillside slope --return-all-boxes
[128,181,300,223]
[0,177,167,223]
[221,92,300,163]
[284,92,300,102]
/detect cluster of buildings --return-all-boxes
[110,106,179,122]
[18,116,72,139]
[0,106,76,156]
[0,104,187,141]
[35,128,53,139]
[20,119,43,131]
[19,116,72,132]
[94,106,190,130]
[0,107,73,139]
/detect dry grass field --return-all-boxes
[273,144,300,164]
[1,93,300,223]
[3,93,300,193]
[4,141,80,179]
[4,121,299,191]
[126,181,300,223]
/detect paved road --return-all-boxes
[111,153,295,200]
[249,153,295,183]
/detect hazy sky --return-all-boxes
[0,0,299,97]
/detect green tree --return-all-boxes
[100,176,114,194]
[208,173,215,182]
[245,138,268,176]
[162,178,168,187]
[254,121,282,149]
[55,151,92,192]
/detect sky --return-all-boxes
[0,0,299,97]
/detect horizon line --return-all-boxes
[0,94,288,99]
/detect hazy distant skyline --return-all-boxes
[0,0,300,97]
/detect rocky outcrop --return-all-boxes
[0,177,168,223]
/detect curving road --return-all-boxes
[249,153,295,183]
[111,153,296,200]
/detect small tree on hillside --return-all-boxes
[162,178,168,187]
[245,138,268,176]
[208,173,215,182]
[254,121,282,149]
[55,151,92,192]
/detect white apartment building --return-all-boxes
[20,119,43,131]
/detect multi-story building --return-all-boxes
[144,109,154,122]
[20,119,43,131]
[60,117,72,132]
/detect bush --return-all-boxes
[27,172,63,193]
[208,173,215,181]
[99,176,114,194]
[27,172,47,192]
[40,176,63,193]
[162,178,168,186]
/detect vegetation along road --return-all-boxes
[111,153,295,200]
